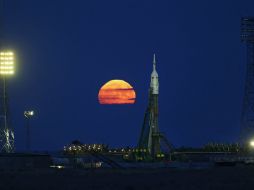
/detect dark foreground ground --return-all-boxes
[1,165,254,190]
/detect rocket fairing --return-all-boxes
[150,54,159,95]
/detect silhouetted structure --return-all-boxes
[241,17,254,144]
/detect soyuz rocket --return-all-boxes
[148,54,161,156]
[138,54,161,158]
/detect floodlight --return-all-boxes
[250,140,254,148]
[24,110,34,118]
[0,51,15,75]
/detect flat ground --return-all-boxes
[1,165,254,190]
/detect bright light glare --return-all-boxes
[0,51,15,75]
[250,141,254,147]
[50,165,64,169]
[24,110,34,118]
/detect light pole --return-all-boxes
[0,51,15,153]
[24,110,34,151]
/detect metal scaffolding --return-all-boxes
[0,77,14,152]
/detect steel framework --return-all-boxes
[0,77,14,152]
[138,88,161,157]
[241,17,254,144]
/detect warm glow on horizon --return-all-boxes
[98,80,136,104]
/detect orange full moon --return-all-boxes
[98,80,136,104]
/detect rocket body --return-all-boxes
[138,54,161,158]
[148,54,160,156]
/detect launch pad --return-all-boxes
[63,55,173,163]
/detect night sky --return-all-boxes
[1,0,254,151]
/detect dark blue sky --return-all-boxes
[1,0,254,150]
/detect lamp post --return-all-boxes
[0,50,15,153]
[24,110,34,151]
